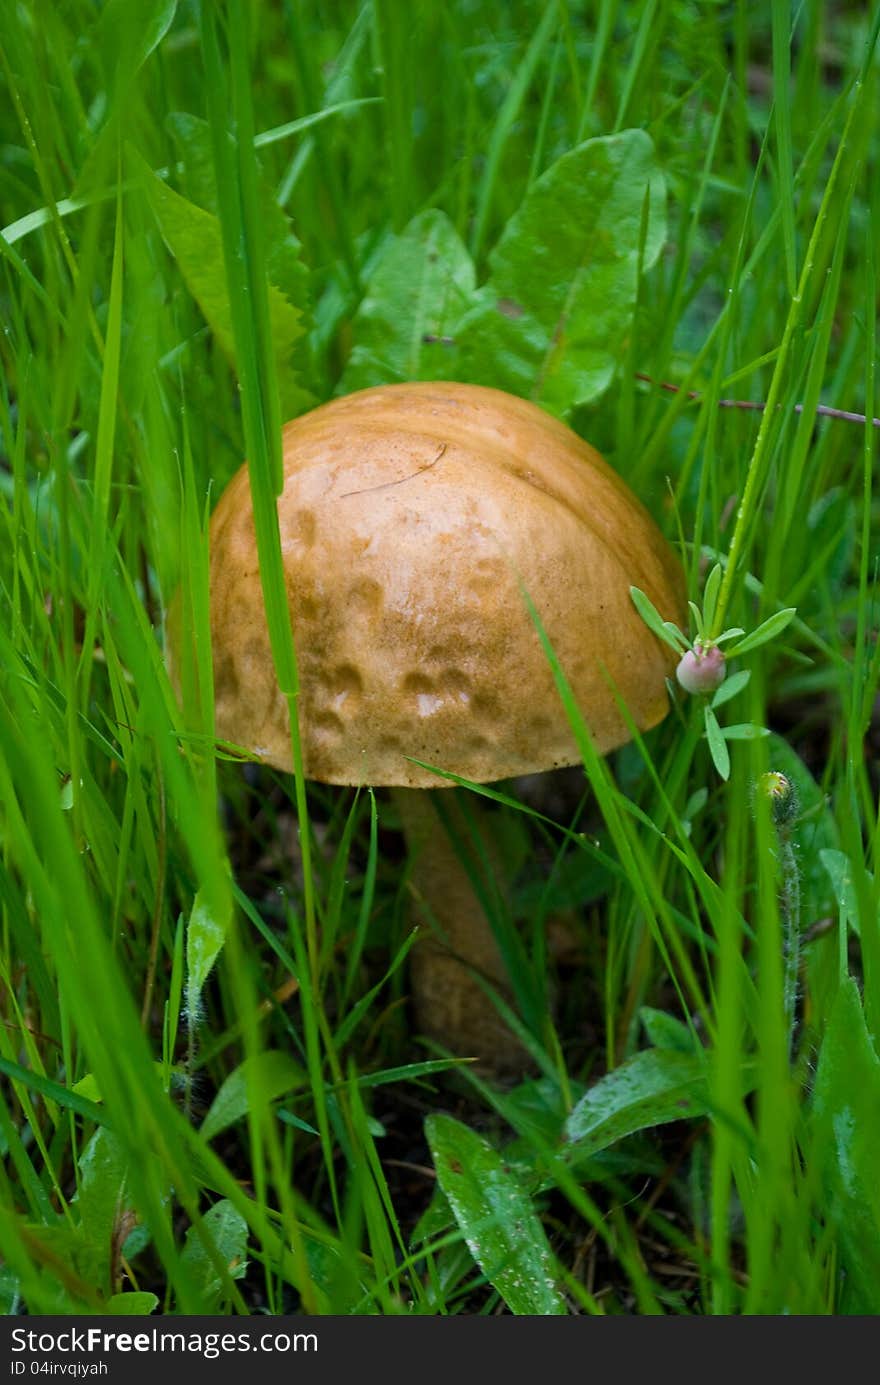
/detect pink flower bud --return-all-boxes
[676,643,727,696]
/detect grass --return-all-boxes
[1,0,880,1315]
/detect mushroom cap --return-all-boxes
[205,382,685,787]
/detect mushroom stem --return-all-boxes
[391,787,527,1072]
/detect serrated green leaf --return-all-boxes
[201,1051,306,1142]
[186,887,230,1006]
[426,1113,565,1315]
[725,608,797,657]
[711,668,751,708]
[630,587,684,651]
[456,130,666,415]
[565,1048,711,1153]
[139,159,312,417]
[167,112,313,335]
[704,704,730,779]
[340,209,475,392]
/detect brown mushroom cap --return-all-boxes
[206,382,685,787]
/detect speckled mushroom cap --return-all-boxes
[205,382,685,787]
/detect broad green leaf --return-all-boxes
[498,1076,574,1147]
[704,704,730,780]
[455,130,666,415]
[140,162,311,417]
[820,848,862,936]
[186,886,231,1006]
[201,1051,306,1142]
[340,209,475,392]
[813,979,880,1308]
[278,1236,361,1316]
[105,1292,159,1315]
[180,1200,248,1311]
[630,586,685,652]
[426,1113,565,1315]
[74,1130,133,1296]
[565,1048,711,1153]
[640,1007,697,1054]
[725,608,797,657]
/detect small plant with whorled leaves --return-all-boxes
[631,562,796,779]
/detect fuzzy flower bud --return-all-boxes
[756,770,799,828]
[675,642,727,696]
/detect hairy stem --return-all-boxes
[778,827,801,1060]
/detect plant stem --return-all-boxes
[391,787,528,1073]
[777,825,801,1060]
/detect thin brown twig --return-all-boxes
[635,372,880,428]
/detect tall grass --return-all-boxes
[1,0,879,1315]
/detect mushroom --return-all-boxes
[192,382,685,1070]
